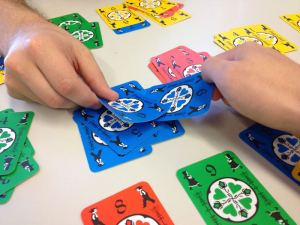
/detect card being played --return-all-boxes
[177,151,296,224]
[81,181,174,224]
[145,74,213,121]
[239,123,300,186]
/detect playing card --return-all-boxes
[66,22,103,49]
[177,151,296,224]
[292,160,300,182]
[136,120,185,148]
[73,117,152,172]
[73,107,163,155]
[231,24,297,53]
[166,51,204,79]
[280,13,300,33]
[124,0,177,15]
[81,181,174,224]
[148,62,167,83]
[198,52,211,61]
[0,146,39,195]
[145,74,213,121]
[135,9,191,27]
[98,81,168,123]
[96,4,145,30]
[0,188,13,205]
[49,13,88,29]
[0,111,34,175]
[113,20,151,34]
[239,123,300,186]
[0,55,4,85]
[151,46,197,83]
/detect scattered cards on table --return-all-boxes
[177,151,296,224]
[0,55,4,85]
[0,109,39,204]
[280,13,300,33]
[81,181,174,224]
[214,24,297,54]
[240,123,300,185]
[49,13,103,49]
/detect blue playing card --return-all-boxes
[98,81,168,123]
[239,123,300,186]
[136,120,185,148]
[113,20,151,35]
[145,73,214,121]
[73,117,152,172]
[0,55,4,71]
[73,107,164,155]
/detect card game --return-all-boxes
[1,0,300,224]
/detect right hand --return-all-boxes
[4,20,118,109]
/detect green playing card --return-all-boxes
[49,13,88,29]
[67,22,103,49]
[177,151,296,224]
[0,146,39,195]
[0,109,14,114]
[0,136,36,204]
[0,111,34,175]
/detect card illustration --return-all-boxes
[124,0,177,15]
[240,123,300,186]
[49,13,88,29]
[81,181,174,224]
[177,151,296,224]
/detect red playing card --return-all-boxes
[198,52,211,61]
[150,46,197,83]
[81,181,174,225]
[148,62,167,83]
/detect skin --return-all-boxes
[0,0,118,109]
[202,42,300,137]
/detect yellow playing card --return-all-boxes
[135,10,191,27]
[96,4,145,30]
[0,70,4,85]
[214,37,230,51]
[231,24,297,53]
[124,0,177,15]
[292,160,300,182]
[280,13,300,33]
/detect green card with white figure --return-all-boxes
[176,151,296,224]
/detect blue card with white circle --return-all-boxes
[239,123,300,186]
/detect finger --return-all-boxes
[221,96,231,107]
[211,86,222,101]
[34,47,102,109]
[6,88,34,102]
[74,46,119,101]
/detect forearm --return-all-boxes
[0,0,48,55]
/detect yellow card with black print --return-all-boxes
[0,55,4,85]
[136,9,191,27]
[124,0,177,15]
[280,13,300,33]
[232,24,297,53]
[96,4,145,30]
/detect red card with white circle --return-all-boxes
[81,181,174,225]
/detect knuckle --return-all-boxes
[47,95,66,108]
[56,78,75,96]
[27,34,48,53]
[4,55,29,80]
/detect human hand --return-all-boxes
[202,42,300,136]
[4,21,118,109]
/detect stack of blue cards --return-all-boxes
[73,74,213,172]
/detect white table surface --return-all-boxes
[1,0,300,224]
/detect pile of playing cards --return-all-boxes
[0,55,4,85]
[0,109,39,205]
[240,123,300,186]
[177,151,296,224]
[280,13,300,33]
[49,13,103,49]
[81,181,174,224]
[148,45,210,83]
[73,72,213,172]
[214,24,298,54]
[124,0,191,27]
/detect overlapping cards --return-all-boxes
[0,109,39,204]
[240,123,300,186]
[81,181,174,224]
[0,55,4,85]
[177,151,296,224]
[49,13,103,49]
[280,13,300,33]
[214,24,298,54]
[148,45,210,83]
